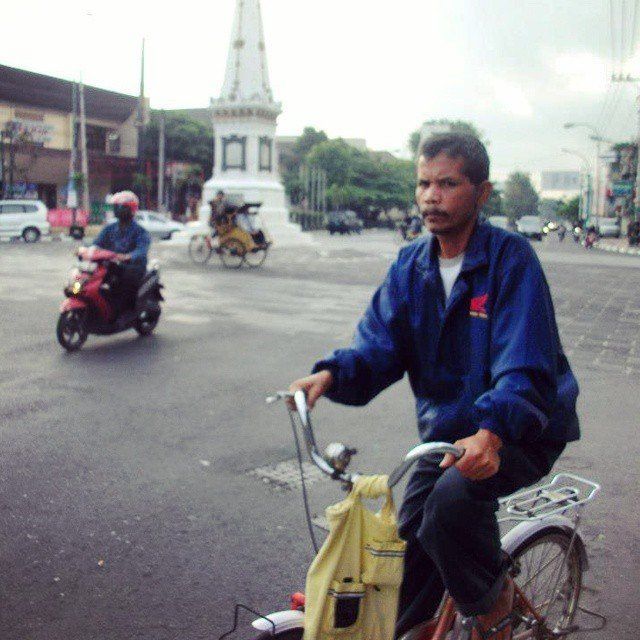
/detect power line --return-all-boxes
[630,0,639,59]
[611,0,620,74]
[602,83,625,139]
[610,0,615,71]
[596,83,617,132]
[621,0,627,70]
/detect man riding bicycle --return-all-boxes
[289,133,579,639]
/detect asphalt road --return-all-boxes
[0,231,638,639]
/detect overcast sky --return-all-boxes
[2,0,639,180]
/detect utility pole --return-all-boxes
[2,122,17,198]
[300,164,308,210]
[563,122,608,224]
[0,125,12,198]
[561,148,591,223]
[136,38,147,207]
[320,169,327,213]
[68,82,79,220]
[79,78,90,214]
[0,130,4,198]
[584,174,593,222]
[593,137,602,222]
[157,110,165,212]
[310,165,317,212]
[636,97,640,222]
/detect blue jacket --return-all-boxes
[313,222,579,444]
[93,221,150,268]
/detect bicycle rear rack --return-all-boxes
[498,473,600,522]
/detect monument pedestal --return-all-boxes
[197,0,311,247]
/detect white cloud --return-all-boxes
[554,52,610,94]
[489,77,534,118]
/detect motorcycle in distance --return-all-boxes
[584,227,599,250]
[573,225,582,243]
[56,246,164,352]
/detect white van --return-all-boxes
[0,200,50,242]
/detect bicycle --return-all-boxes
[189,203,270,269]
[188,232,270,269]
[220,391,603,640]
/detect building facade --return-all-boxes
[0,64,141,209]
[604,143,637,220]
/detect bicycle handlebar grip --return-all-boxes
[293,389,310,427]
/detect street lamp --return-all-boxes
[562,148,592,223]
[563,122,608,221]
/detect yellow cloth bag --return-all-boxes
[302,475,407,640]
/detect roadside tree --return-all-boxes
[503,172,539,221]
[408,119,486,157]
[557,196,581,226]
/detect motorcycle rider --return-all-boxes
[209,190,229,231]
[92,191,150,315]
[557,223,566,242]
[584,225,598,249]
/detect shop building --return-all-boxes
[0,64,142,209]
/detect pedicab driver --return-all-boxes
[289,133,580,639]
[93,190,150,312]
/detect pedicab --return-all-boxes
[188,202,271,268]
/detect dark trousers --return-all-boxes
[111,264,145,314]
[395,440,565,637]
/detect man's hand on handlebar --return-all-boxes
[439,428,502,480]
[287,370,334,410]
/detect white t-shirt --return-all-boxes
[439,253,464,301]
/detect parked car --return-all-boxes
[487,215,511,230]
[594,216,621,238]
[0,199,50,242]
[327,210,363,235]
[135,211,185,240]
[516,215,544,241]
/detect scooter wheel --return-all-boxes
[135,309,160,336]
[56,310,88,352]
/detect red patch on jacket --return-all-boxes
[470,293,488,319]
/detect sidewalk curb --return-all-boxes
[594,242,640,257]
[0,233,97,244]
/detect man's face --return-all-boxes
[113,203,134,224]
[415,153,491,236]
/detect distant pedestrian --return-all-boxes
[628,219,640,247]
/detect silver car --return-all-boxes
[594,217,621,238]
[135,211,185,240]
[487,215,511,230]
[0,199,50,242]
[516,215,544,241]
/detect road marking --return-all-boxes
[164,313,211,325]
[248,458,328,491]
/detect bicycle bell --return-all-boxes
[323,442,357,473]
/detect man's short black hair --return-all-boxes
[420,133,490,185]
[216,190,225,196]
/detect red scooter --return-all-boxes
[56,246,164,352]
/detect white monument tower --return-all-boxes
[200,0,309,245]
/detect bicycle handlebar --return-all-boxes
[266,390,465,488]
